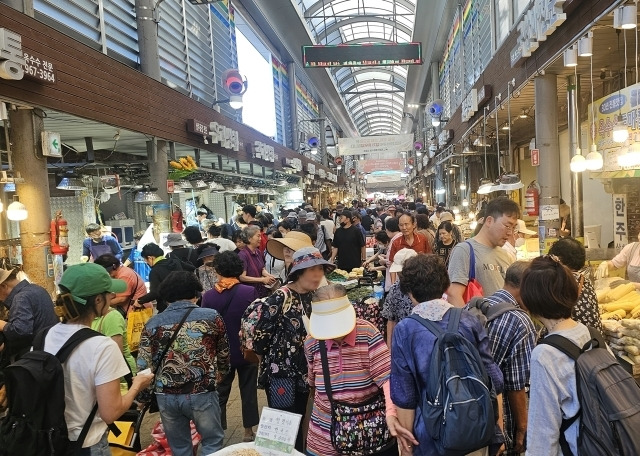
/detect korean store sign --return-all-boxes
[613,194,628,252]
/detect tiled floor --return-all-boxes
[139,377,268,451]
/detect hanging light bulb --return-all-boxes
[584,143,603,170]
[462,199,469,207]
[612,115,629,143]
[570,148,587,172]
[7,196,27,221]
[459,183,467,190]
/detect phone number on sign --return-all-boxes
[23,65,55,82]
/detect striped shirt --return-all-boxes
[484,289,537,456]
[304,320,391,456]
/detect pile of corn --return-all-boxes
[168,155,198,179]
[597,283,640,320]
[602,319,640,364]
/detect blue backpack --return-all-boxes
[409,308,497,456]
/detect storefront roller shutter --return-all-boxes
[210,1,240,122]
[185,3,216,105]
[34,0,103,50]
[158,0,190,95]
[104,0,139,65]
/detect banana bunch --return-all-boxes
[170,155,198,171]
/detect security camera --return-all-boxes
[427,99,444,117]
[221,69,247,96]
[413,141,423,151]
[307,136,319,148]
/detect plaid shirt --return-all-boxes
[485,289,537,456]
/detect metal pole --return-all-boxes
[287,62,299,151]
[535,74,562,253]
[567,74,584,238]
[135,0,161,81]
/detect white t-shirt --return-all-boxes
[320,219,336,240]
[206,237,237,253]
[44,323,129,447]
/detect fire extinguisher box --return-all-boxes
[109,219,136,248]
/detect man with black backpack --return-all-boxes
[466,261,536,456]
[0,263,154,456]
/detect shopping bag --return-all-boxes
[137,420,201,456]
[108,406,148,456]
[462,242,484,303]
[127,307,153,354]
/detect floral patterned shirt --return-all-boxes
[572,269,602,332]
[381,281,413,322]
[253,287,313,391]
[137,301,230,400]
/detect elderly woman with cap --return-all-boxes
[201,251,260,443]
[238,225,276,298]
[252,246,335,452]
[195,246,218,293]
[304,284,417,456]
[381,248,418,346]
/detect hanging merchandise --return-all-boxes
[524,181,540,216]
[171,204,184,233]
[50,210,69,255]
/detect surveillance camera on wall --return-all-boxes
[427,99,444,117]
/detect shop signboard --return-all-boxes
[461,89,478,122]
[253,140,276,162]
[208,121,240,151]
[336,134,414,156]
[510,0,567,67]
[591,81,640,171]
[531,148,540,166]
[22,51,56,83]
[187,118,209,136]
[361,158,404,173]
[613,193,628,252]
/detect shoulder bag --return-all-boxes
[462,241,484,303]
[148,307,195,413]
[318,340,395,455]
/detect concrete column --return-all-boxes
[567,74,584,238]
[135,0,161,81]
[1,0,34,16]
[9,108,55,294]
[287,63,299,151]
[534,75,561,253]
[147,139,168,203]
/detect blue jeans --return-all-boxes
[156,391,225,456]
[76,431,110,456]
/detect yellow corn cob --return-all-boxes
[186,155,197,168]
[629,304,640,319]
[169,160,183,169]
[601,309,627,320]
[607,283,637,302]
[596,288,611,303]
[601,298,640,313]
[179,157,191,170]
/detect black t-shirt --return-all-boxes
[434,240,456,267]
[332,225,365,272]
[361,215,373,231]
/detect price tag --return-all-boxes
[254,407,302,455]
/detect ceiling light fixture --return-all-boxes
[563,45,578,67]
[56,176,87,191]
[7,196,27,221]
[570,147,588,172]
[578,32,593,57]
[614,3,637,29]
[585,54,603,170]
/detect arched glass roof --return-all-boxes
[296,0,416,136]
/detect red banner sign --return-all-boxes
[361,158,405,173]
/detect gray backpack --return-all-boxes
[541,328,640,456]
[466,296,527,327]
[409,308,497,455]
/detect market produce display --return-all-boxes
[596,281,640,321]
[602,319,640,364]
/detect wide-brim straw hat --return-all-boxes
[307,295,356,340]
[266,231,312,260]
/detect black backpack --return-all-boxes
[0,327,101,456]
[409,308,497,456]
[540,327,640,456]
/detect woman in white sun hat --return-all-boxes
[303,284,418,456]
[381,248,418,345]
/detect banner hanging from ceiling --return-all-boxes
[361,158,405,173]
[337,134,414,156]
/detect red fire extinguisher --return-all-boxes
[50,210,69,255]
[171,205,184,233]
[524,181,540,216]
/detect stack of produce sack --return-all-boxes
[601,319,640,364]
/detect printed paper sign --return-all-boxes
[254,407,302,455]
[539,204,559,221]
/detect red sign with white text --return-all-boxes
[531,149,540,166]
